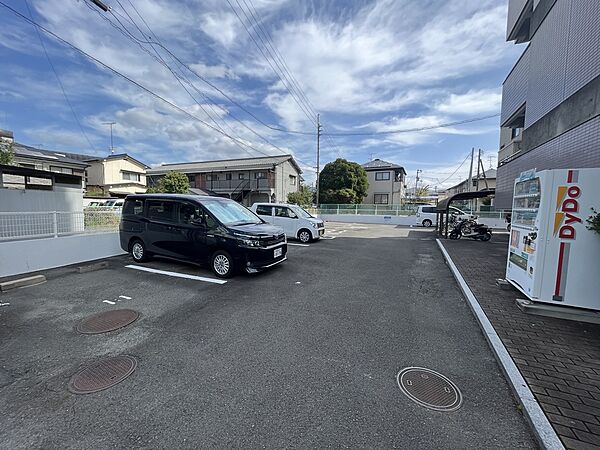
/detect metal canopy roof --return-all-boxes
[436,189,495,212]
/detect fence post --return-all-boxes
[52,211,58,238]
[336,205,339,215]
[355,204,358,215]
[375,204,378,215]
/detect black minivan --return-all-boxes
[119,194,287,278]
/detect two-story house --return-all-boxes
[361,159,406,205]
[11,142,90,183]
[81,153,149,196]
[147,154,302,206]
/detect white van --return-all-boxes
[415,205,473,227]
[250,203,325,243]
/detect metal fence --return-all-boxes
[315,204,506,219]
[0,209,121,241]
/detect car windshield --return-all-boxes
[292,206,313,219]
[202,198,262,226]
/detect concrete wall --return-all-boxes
[0,232,126,278]
[276,160,300,203]
[0,186,83,213]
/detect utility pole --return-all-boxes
[475,149,482,211]
[467,147,475,212]
[103,122,116,154]
[315,114,322,207]
[415,169,422,200]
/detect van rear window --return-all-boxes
[422,207,435,213]
[256,205,273,216]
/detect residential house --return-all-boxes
[361,159,406,205]
[147,154,302,206]
[8,137,89,183]
[496,0,600,209]
[81,153,149,197]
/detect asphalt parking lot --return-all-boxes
[0,222,536,448]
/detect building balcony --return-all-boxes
[498,139,523,165]
[203,178,274,191]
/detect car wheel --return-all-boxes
[211,250,234,278]
[130,239,148,263]
[298,229,312,243]
[481,232,492,242]
[422,219,432,227]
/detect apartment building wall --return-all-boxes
[497,0,600,209]
[276,160,300,203]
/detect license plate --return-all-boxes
[274,247,282,258]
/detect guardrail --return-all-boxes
[0,209,121,241]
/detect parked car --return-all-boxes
[250,202,325,243]
[415,205,475,227]
[119,194,287,278]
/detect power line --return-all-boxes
[23,0,97,153]
[323,114,500,136]
[437,153,472,185]
[0,1,284,159]
[226,0,317,126]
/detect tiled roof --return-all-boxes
[148,154,301,175]
[362,158,405,172]
[13,143,90,167]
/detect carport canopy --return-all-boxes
[435,189,495,238]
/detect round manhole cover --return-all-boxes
[77,309,139,334]
[396,367,462,411]
[68,355,137,394]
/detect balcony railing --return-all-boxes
[205,178,273,190]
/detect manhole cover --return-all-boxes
[68,355,137,394]
[77,309,139,334]
[396,367,462,411]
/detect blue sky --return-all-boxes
[0,0,524,188]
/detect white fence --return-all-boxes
[0,209,120,241]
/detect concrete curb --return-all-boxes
[436,239,564,450]
[0,275,46,292]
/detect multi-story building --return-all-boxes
[445,169,497,197]
[361,159,406,205]
[496,0,600,209]
[147,154,302,206]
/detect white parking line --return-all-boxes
[288,243,310,247]
[126,265,227,284]
[119,295,131,300]
[103,300,116,305]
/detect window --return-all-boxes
[178,203,203,224]
[123,199,143,215]
[256,205,273,216]
[373,194,389,204]
[275,206,296,218]
[122,171,141,182]
[188,174,196,188]
[255,172,266,179]
[375,171,390,181]
[511,127,522,139]
[238,173,246,180]
[19,163,36,169]
[50,166,73,175]
[225,173,232,181]
[289,175,297,185]
[146,200,176,222]
[422,207,436,213]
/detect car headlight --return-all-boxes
[310,222,318,228]
[237,237,261,247]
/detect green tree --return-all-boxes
[287,185,314,207]
[0,141,14,165]
[319,158,368,204]
[148,171,189,193]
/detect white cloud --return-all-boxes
[436,89,502,115]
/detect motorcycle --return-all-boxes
[449,219,492,241]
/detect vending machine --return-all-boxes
[506,168,600,311]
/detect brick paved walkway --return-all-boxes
[442,235,600,450]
